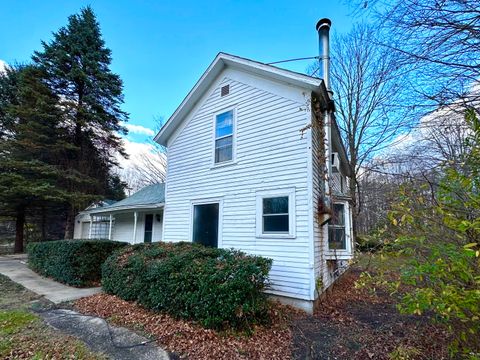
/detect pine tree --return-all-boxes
[0,65,75,252]
[0,65,18,140]
[32,6,128,237]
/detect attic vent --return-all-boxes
[221,85,230,97]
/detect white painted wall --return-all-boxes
[111,211,163,244]
[163,68,314,300]
[73,213,91,239]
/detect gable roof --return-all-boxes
[154,52,326,146]
[86,183,165,214]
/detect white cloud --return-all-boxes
[0,59,8,74]
[121,122,155,136]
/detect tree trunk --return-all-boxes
[349,169,359,250]
[14,207,25,253]
[64,206,75,239]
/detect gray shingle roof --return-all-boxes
[87,183,165,214]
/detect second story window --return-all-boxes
[214,110,234,163]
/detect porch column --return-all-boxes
[88,215,93,239]
[133,211,138,243]
[108,214,113,240]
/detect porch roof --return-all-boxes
[86,183,165,215]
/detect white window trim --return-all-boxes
[256,188,296,239]
[325,201,353,258]
[189,197,224,248]
[211,107,237,168]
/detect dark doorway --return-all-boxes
[144,214,153,243]
[192,203,219,248]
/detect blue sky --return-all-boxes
[0,0,355,144]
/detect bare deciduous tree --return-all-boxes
[130,147,166,188]
[309,23,416,236]
[352,0,480,113]
[116,117,167,194]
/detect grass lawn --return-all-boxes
[0,274,106,359]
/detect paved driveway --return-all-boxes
[0,254,101,303]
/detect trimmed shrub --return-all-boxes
[102,242,272,330]
[27,239,127,287]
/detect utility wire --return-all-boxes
[264,54,477,111]
[265,55,415,104]
[267,56,319,65]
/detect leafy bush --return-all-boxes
[356,233,385,253]
[27,239,127,287]
[357,109,480,356]
[102,242,272,330]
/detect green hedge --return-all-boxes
[27,239,127,287]
[102,242,272,330]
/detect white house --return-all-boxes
[74,183,165,244]
[74,19,353,312]
[153,19,354,312]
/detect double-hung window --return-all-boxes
[214,110,234,163]
[328,203,346,250]
[263,197,289,233]
[256,189,295,238]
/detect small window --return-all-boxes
[90,215,110,239]
[332,152,340,172]
[214,110,234,163]
[328,203,346,250]
[256,189,295,238]
[263,196,289,233]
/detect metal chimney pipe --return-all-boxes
[316,18,332,91]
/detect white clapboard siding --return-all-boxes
[163,69,313,300]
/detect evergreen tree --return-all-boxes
[0,66,75,252]
[105,174,127,201]
[32,6,128,237]
[0,65,19,140]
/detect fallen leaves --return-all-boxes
[74,294,295,359]
[292,269,452,360]
[73,266,453,359]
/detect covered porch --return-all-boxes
[74,183,165,244]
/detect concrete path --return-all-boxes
[0,254,101,303]
[39,309,170,360]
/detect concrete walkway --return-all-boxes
[39,309,170,360]
[0,254,101,303]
